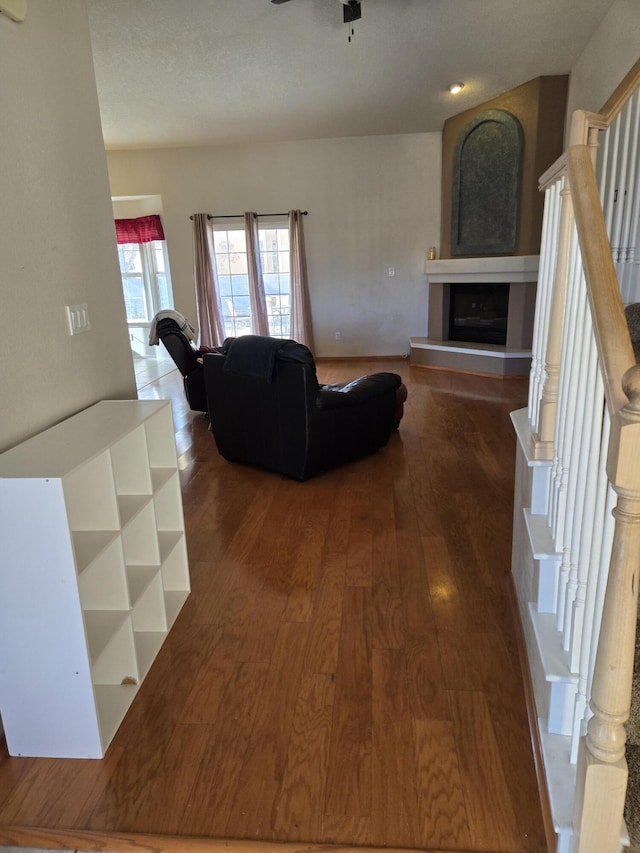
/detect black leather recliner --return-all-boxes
[155,317,209,413]
[203,335,402,481]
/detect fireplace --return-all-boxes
[410,255,539,376]
[448,283,509,346]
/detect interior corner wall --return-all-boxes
[565,0,640,131]
[112,196,164,218]
[439,76,568,260]
[106,133,442,358]
[0,0,136,454]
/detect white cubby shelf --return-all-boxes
[0,400,190,758]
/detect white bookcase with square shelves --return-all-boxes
[0,400,190,758]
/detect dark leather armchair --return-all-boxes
[203,335,403,481]
[155,317,209,413]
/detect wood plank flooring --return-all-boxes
[0,359,548,853]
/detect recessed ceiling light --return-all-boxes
[448,82,464,94]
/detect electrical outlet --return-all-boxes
[388,267,395,277]
[335,331,342,341]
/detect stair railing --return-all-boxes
[525,59,640,853]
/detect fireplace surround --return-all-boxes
[411,77,566,376]
[410,255,539,376]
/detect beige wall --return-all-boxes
[440,76,568,259]
[566,0,639,125]
[106,134,441,358]
[0,0,136,453]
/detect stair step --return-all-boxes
[511,408,552,514]
[525,508,557,558]
[524,508,561,613]
[539,724,574,853]
[529,604,578,735]
[529,606,577,683]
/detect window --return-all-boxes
[117,240,173,323]
[261,226,291,338]
[212,223,290,338]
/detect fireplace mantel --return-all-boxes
[410,254,539,375]
[424,254,539,284]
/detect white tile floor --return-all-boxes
[133,348,176,391]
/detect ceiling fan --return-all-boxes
[271,0,362,25]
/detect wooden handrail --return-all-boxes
[538,61,640,195]
[539,152,567,192]
[567,144,635,417]
[600,58,640,125]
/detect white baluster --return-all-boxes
[549,227,577,535]
[610,106,633,267]
[529,183,556,426]
[570,393,609,764]
[586,475,616,713]
[568,329,603,662]
[551,228,582,546]
[617,93,640,302]
[557,276,589,634]
[600,113,621,236]
[595,121,611,200]
[533,175,574,463]
[536,180,563,422]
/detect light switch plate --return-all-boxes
[0,0,27,22]
[66,304,91,336]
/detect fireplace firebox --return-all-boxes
[448,283,510,346]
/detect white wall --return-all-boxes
[566,0,639,121]
[0,0,136,453]
[112,195,163,218]
[104,3,639,360]
[106,133,441,357]
[3,0,629,449]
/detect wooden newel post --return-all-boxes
[572,364,640,852]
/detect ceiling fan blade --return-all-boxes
[271,0,293,4]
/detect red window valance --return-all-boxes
[115,215,165,244]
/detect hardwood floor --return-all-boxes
[0,359,548,853]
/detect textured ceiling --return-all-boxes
[86,0,616,150]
